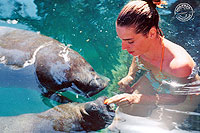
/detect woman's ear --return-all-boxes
[147,27,157,39]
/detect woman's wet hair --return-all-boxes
[117,0,164,37]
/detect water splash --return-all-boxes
[161,80,200,95]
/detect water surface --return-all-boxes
[0,0,200,132]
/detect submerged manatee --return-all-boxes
[0,96,115,132]
[0,26,109,102]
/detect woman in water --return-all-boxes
[106,0,200,130]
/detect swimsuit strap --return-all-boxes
[160,41,165,72]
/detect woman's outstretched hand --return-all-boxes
[104,93,142,105]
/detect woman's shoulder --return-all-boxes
[169,59,194,78]
[164,39,195,78]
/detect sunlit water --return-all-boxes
[0,0,200,132]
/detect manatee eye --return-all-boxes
[91,106,97,111]
[86,103,98,113]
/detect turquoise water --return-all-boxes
[0,0,200,132]
[0,0,125,116]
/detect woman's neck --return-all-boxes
[140,36,164,63]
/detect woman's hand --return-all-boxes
[118,75,133,86]
[105,93,142,105]
[118,75,134,93]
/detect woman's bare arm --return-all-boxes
[118,57,139,92]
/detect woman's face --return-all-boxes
[116,25,151,56]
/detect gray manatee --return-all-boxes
[0,26,109,102]
[0,96,115,132]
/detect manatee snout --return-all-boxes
[87,75,110,97]
[81,96,115,131]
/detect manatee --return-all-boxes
[0,26,109,102]
[0,96,115,132]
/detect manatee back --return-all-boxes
[0,26,58,69]
[34,42,71,93]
